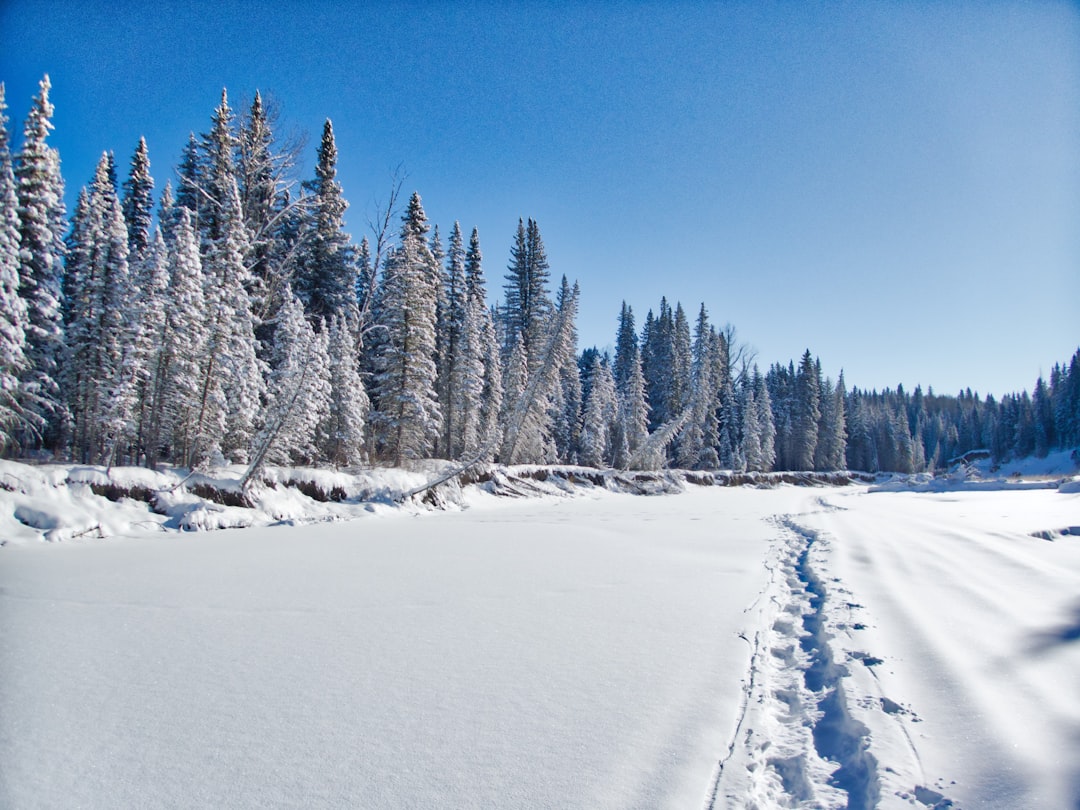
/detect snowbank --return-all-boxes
[1,459,875,545]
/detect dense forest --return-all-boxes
[2,78,1078,479]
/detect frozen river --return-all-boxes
[2,483,1077,808]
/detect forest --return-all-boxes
[2,77,1078,479]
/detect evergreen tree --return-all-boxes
[499,276,578,465]
[579,353,617,468]
[355,236,376,327]
[243,290,331,484]
[814,372,847,471]
[671,302,692,421]
[437,222,468,458]
[237,91,298,339]
[464,228,502,459]
[320,313,369,467]
[499,333,529,462]
[14,75,67,448]
[174,133,201,226]
[793,350,821,470]
[502,217,551,373]
[198,89,238,248]
[753,368,776,472]
[369,192,441,465]
[1032,376,1054,457]
[297,119,355,322]
[121,137,154,261]
[129,229,170,465]
[612,303,648,468]
[0,83,29,449]
[191,177,263,466]
[552,276,583,463]
[62,153,136,464]
[676,304,714,469]
[159,207,206,466]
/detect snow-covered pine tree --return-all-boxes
[579,352,617,468]
[0,83,30,450]
[641,300,672,430]
[617,352,649,470]
[464,227,502,459]
[243,290,331,485]
[237,91,299,341]
[499,333,529,461]
[717,368,740,471]
[814,371,847,470]
[62,154,138,464]
[297,119,355,323]
[1032,376,1054,458]
[197,89,238,248]
[355,236,375,331]
[753,367,776,472]
[552,276,583,463]
[121,137,154,262]
[437,222,468,458]
[671,302,692,419]
[320,312,368,467]
[611,303,648,468]
[128,228,170,465]
[236,91,289,277]
[676,305,713,469]
[158,207,206,466]
[793,350,821,470]
[14,75,67,450]
[502,217,552,374]
[174,133,201,228]
[191,176,263,466]
[368,192,441,465]
[739,375,763,472]
[498,277,578,465]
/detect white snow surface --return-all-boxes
[1,460,1078,808]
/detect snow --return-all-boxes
[795,487,1080,809]
[1,462,1078,808]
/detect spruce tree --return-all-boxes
[579,353,617,468]
[612,302,649,468]
[552,277,583,463]
[502,217,552,373]
[129,229,170,465]
[159,207,206,466]
[320,313,368,467]
[244,290,330,483]
[63,154,136,464]
[793,350,821,470]
[437,222,468,458]
[298,119,355,322]
[369,192,441,465]
[14,75,67,449]
[0,83,29,449]
[753,367,776,472]
[121,137,154,261]
[464,228,502,459]
[191,177,263,466]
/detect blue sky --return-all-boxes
[2,1,1078,397]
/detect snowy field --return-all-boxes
[1,476,1078,808]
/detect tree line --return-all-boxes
[1,78,1078,477]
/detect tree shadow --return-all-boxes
[1026,601,1080,655]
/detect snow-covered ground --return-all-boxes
[1,462,1078,808]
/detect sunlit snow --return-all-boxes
[1,465,1078,808]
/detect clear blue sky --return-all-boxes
[2,1,1078,397]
